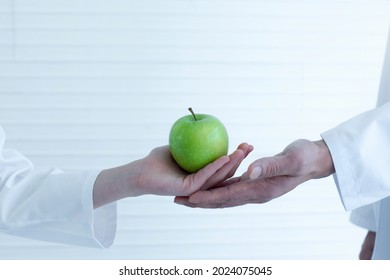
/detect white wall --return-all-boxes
[0,0,389,259]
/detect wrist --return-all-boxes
[312,140,335,179]
[93,160,144,208]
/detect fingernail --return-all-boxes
[249,166,262,180]
[174,197,185,205]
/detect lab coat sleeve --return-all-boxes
[349,205,377,232]
[321,101,390,211]
[0,127,117,248]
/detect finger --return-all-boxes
[189,174,299,205]
[174,196,232,208]
[176,194,256,209]
[203,143,253,189]
[174,196,192,206]
[247,155,298,179]
[189,180,259,205]
[220,143,252,179]
[212,176,241,188]
[184,172,305,209]
[199,148,245,190]
[174,196,208,208]
[237,142,254,158]
[182,143,253,194]
[180,155,231,195]
[190,155,231,185]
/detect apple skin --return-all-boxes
[169,113,229,173]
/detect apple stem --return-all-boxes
[188,107,198,121]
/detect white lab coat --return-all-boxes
[0,127,117,248]
[321,27,390,259]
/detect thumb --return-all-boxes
[248,155,297,179]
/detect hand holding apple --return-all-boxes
[169,108,229,173]
[93,143,253,208]
[92,108,252,208]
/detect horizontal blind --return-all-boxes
[0,0,389,259]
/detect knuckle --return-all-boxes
[264,159,280,177]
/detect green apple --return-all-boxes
[169,108,229,173]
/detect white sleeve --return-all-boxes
[0,127,117,248]
[349,204,377,232]
[321,101,390,211]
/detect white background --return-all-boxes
[0,0,390,259]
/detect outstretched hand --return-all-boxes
[175,139,335,208]
[93,143,253,208]
[137,142,254,197]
